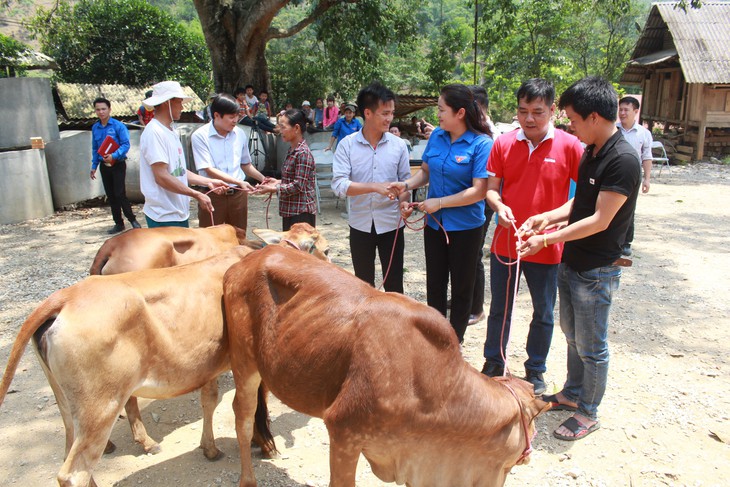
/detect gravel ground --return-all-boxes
[1,162,729,486]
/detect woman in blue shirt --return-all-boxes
[391,84,493,343]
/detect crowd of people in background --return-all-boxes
[93,75,652,446]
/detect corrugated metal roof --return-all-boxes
[622,2,730,85]
[55,83,205,120]
[394,95,438,118]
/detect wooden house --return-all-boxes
[621,2,730,160]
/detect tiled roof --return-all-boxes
[54,83,205,120]
[622,2,730,85]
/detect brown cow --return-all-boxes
[90,224,251,275]
[0,225,328,487]
[223,246,550,487]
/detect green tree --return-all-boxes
[426,19,473,92]
[0,33,32,77]
[193,0,420,96]
[30,0,212,97]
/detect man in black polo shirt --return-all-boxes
[517,76,640,441]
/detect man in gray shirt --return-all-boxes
[332,82,411,292]
[617,95,653,256]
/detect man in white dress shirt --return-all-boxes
[192,93,267,234]
[617,95,653,256]
[332,82,411,293]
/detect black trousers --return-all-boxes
[100,160,135,225]
[471,206,495,315]
[282,212,316,231]
[349,223,405,293]
[424,224,483,343]
[624,213,635,246]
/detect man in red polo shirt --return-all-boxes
[481,78,583,395]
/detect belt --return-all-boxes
[198,187,240,196]
[611,257,632,267]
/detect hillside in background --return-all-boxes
[1,0,61,47]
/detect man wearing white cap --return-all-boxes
[139,81,228,227]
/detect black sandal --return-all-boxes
[542,393,578,412]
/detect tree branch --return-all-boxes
[266,0,356,40]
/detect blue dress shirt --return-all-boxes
[422,127,492,231]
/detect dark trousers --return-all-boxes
[471,207,495,315]
[198,190,248,234]
[624,213,635,246]
[100,160,135,225]
[349,224,405,293]
[483,253,558,372]
[424,224,483,343]
[282,212,316,231]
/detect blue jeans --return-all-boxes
[558,263,621,421]
[483,253,558,372]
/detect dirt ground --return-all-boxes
[1,162,729,487]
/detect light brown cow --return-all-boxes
[223,246,550,487]
[0,225,328,487]
[90,224,312,456]
[90,224,250,275]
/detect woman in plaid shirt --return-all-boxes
[257,109,317,230]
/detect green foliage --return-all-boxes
[426,19,473,92]
[478,0,647,119]
[29,0,212,98]
[267,0,422,106]
[0,33,31,77]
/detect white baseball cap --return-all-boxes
[143,81,193,107]
[302,100,311,106]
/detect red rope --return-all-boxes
[379,202,449,291]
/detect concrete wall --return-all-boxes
[0,149,54,224]
[44,131,104,208]
[44,129,144,207]
[0,78,60,150]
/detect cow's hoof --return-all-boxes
[202,446,224,461]
[260,446,280,459]
[104,440,117,454]
[144,443,162,455]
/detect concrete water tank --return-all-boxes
[0,78,60,150]
[0,149,54,224]
[44,131,104,208]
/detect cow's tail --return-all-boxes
[89,238,114,275]
[0,290,66,408]
[252,382,278,458]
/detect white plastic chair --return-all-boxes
[651,140,670,176]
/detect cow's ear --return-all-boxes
[252,228,283,245]
[524,396,551,422]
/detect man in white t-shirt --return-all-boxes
[192,93,268,234]
[617,95,653,256]
[139,81,228,228]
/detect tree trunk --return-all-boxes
[194,0,285,95]
[194,0,341,99]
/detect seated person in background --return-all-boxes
[339,102,347,118]
[244,85,258,112]
[313,98,324,129]
[325,103,363,152]
[234,87,254,127]
[389,126,412,152]
[137,90,154,126]
[323,95,339,130]
[301,100,316,130]
[284,101,294,111]
[253,90,276,132]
